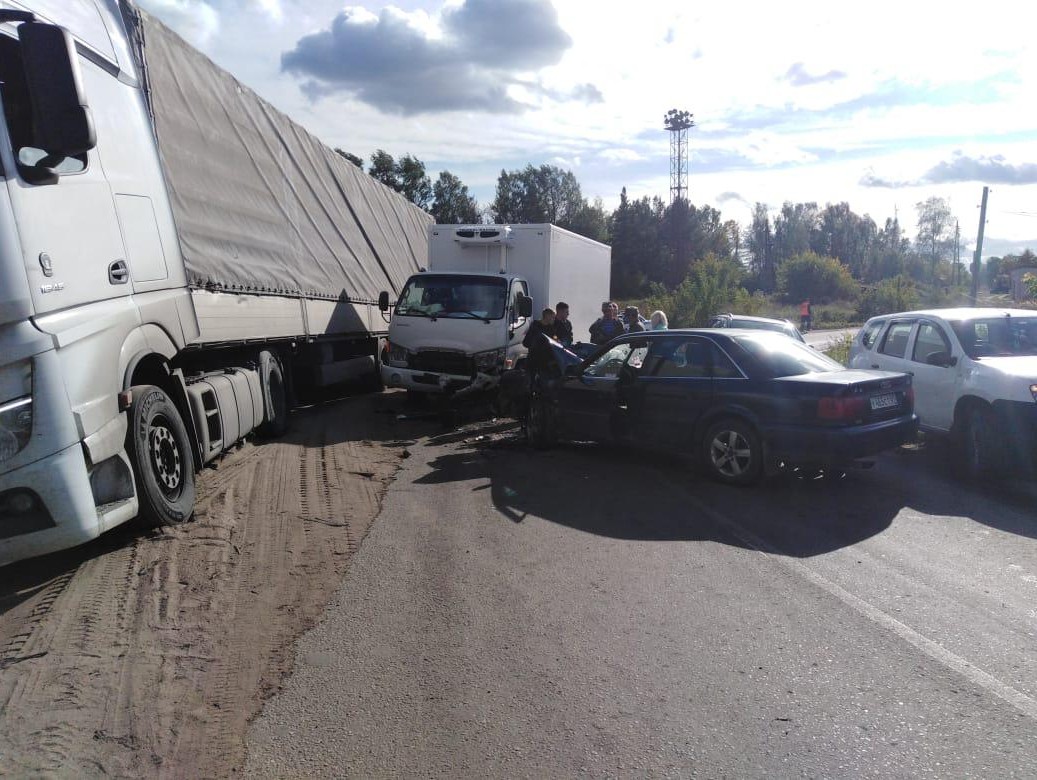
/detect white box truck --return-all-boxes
[380,223,611,395]
[0,1,429,565]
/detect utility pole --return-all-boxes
[970,186,989,306]
[954,219,960,286]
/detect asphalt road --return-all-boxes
[804,327,858,349]
[245,416,1037,777]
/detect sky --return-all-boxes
[138,0,1037,258]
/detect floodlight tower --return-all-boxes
[664,108,695,203]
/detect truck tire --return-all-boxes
[702,418,764,486]
[126,385,196,528]
[258,350,289,437]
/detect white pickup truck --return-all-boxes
[849,307,1037,476]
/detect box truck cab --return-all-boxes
[380,224,611,396]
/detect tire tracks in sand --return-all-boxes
[0,393,415,778]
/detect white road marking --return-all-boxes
[684,492,1037,722]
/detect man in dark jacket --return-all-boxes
[624,306,645,333]
[523,308,558,377]
[554,302,573,346]
[589,301,626,344]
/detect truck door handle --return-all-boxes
[109,260,129,285]
[870,364,879,369]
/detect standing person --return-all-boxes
[650,310,668,331]
[589,301,626,344]
[799,299,812,332]
[523,308,558,380]
[624,306,645,333]
[554,302,573,347]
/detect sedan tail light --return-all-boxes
[817,395,868,422]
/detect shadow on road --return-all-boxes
[413,424,1037,557]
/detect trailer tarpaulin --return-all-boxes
[123,7,428,303]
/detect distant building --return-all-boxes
[1009,266,1037,302]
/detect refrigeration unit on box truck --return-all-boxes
[380,223,611,395]
[0,0,429,565]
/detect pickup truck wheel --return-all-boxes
[126,385,196,528]
[526,394,557,449]
[258,351,289,437]
[702,418,763,486]
[960,405,1003,480]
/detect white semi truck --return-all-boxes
[0,1,430,565]
[380,223,611,396]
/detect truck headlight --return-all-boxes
[0,361,32,464]
[474,348,506,373]
[387,343,410,367]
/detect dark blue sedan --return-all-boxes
[521,329,918,485]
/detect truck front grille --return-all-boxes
[410,350,472,376]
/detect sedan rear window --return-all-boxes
[733,334,842,378]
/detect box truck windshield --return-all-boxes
[396,274,508,320]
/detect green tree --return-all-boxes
[492,164,584,226]
[773,201,819,265]
[813,202,876,279]
[867,217,909,282]
[566,197,609,243]
[333,148,364,168]
[915,196,953,285]
[777,251,857,303]
[368,149,399,190]
[745,202,775,291]
[396,154,432,210]
[856,275,919,319]
[430,171,480,224]
[667,255,745,327]
[609,189,666,297]
[1023,272,1037,300]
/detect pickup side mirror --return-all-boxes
[926,350,957,368]
[517,295,533,319]
[378,291,390,312]
[18,22,96,158]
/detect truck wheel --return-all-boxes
[960,405,1003,480]
[702,418,763,486]
[258,351,289,437]
[526,394,557,449]
[126,385,196,528]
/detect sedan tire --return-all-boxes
[702,418,764,486]
[526,393,558,450]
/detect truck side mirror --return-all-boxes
[378,291,390,312]
[517,295,533,319]
[18,22,96,158]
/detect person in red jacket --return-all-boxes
[799,299,812,332]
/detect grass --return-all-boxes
[822,332,855,366]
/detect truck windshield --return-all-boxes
[949,317,1037,359]
[394,275,509,320]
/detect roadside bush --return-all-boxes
[777,252,857,304]
[855,275,919,320]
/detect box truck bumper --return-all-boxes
[381,366,499,396]
[0,443,115,567]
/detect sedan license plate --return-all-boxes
[870,392,899,411]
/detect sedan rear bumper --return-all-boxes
[763,414,919,466]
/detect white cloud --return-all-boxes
[137,0,220,46]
